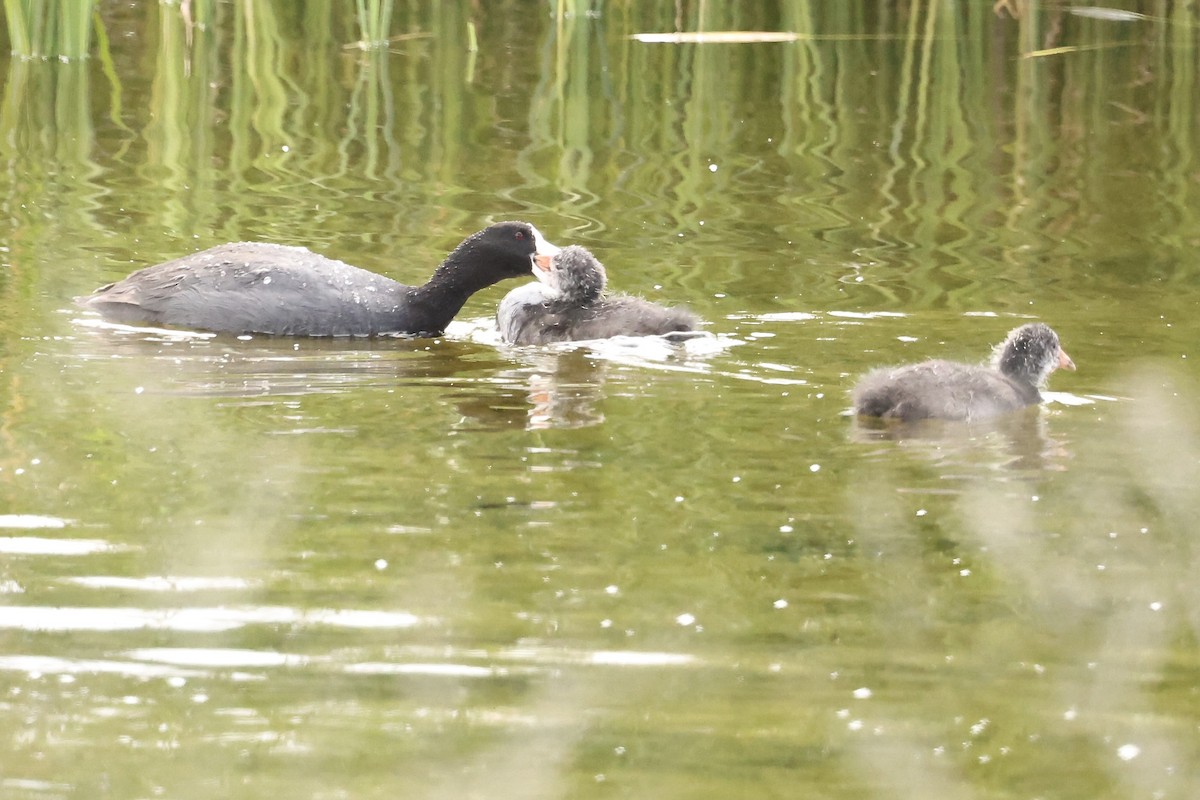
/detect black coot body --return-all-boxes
[852,323,1075,422]
[496,245,699,345]
[76,222,559,337]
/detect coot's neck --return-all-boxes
[1006,376,1043,405]
[995,351,1046,404]
[997,347,1045,390]
[404,249,511,333]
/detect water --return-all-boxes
[1,2,1198,798]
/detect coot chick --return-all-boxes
[496,245,699,345]
[76,222,559,337]
[852,322,1075,422]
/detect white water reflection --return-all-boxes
[582,650,697,667]
[0,606,424,633]
[0,514,73,529]
[742,311,818,322]
[451,315,742,364]
[72,316,216,340]
[0,655,207,678]
[346,662,509,677]
[0,645,698,680]
[825,311,907,320]
[498,647,698,668]
[1043,390,1107,407]
[0,780,74,795]
[128,648,308,668]
[67,576,254,591]
[478,324,812,429]
[0,537,122,555]
[9,647,700,676]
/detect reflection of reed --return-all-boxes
[777,5,844,244]
[229,0,293,186]
[0,57,108,482]
[0,59,107,252]
[521,9,609,228]
[344,51,400,183]
[141,5,218,234]
[7,2,1200,304]
[3,0,96,61]
[557,11,604,206]
[354,0,395,48]
[1006,5,1193,282]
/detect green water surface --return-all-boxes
[0,2,1198,798]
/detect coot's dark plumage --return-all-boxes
[76,222,559,337]
[852,323,1075,422]
[496,245,699,345]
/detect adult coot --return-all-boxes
[496,244,699,345]
[76,222,559,337]
[852,322,1075,422]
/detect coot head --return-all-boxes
[533,244,606,304]
[994,323,1075,387]
[455,221,561,280]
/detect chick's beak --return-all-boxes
[531,227,560,274]
[1058,348,1076,371]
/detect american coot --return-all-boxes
[496,244,699,345]
[76,222,560,337]
[852,322,1075,422]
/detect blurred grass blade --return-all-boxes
[4,0,33,56]
[1022,42,1135,59]
[631,31,802,44]
[1068,7,1147,22]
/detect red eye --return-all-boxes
[515,231,526,240]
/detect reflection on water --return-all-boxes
[849,406,1073,474]
[0,514,73,529]
[72,315,534,401]
[494,349,610,431]
[67,576,252,591]
[71,314,762,431]
[488,334,745,430]
[0,606,423,633]
[0,536,119,555]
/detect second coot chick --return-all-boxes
[852,322,1075,422]
[496,245,699,345]
[76,222,559,337]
